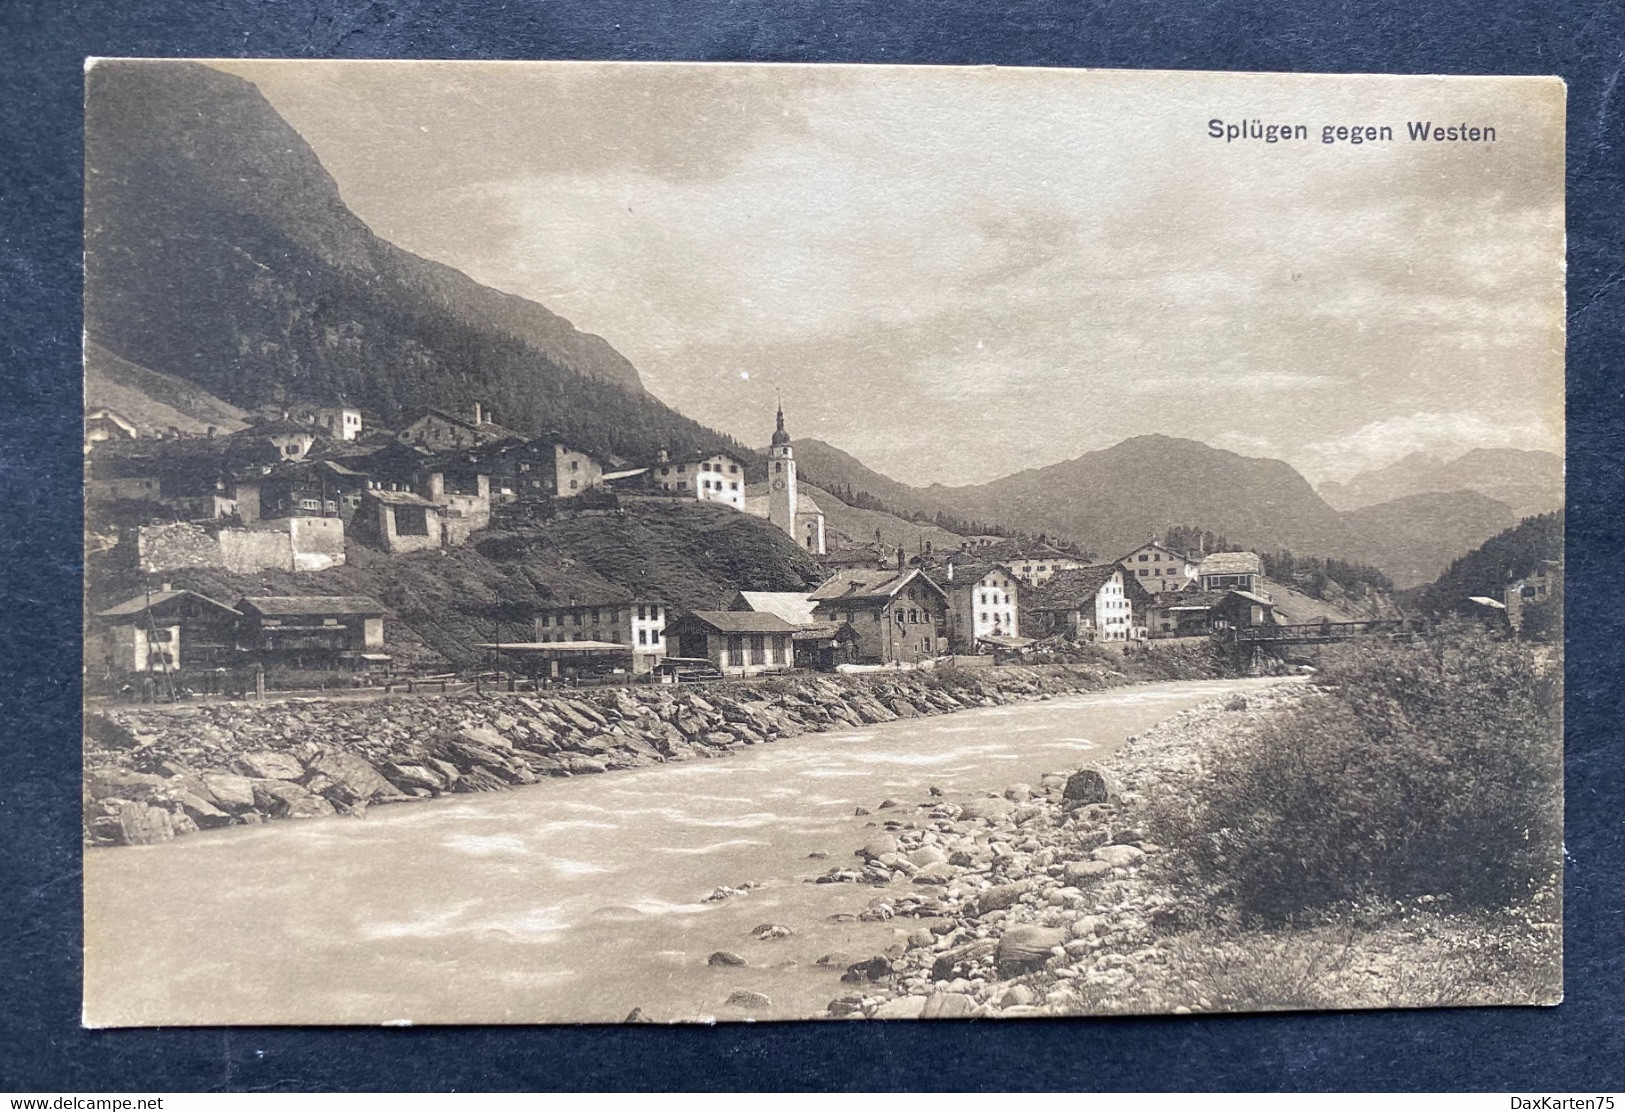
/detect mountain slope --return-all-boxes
[925,435,1362,562]
[1319,448,1563,518]
[84,61,748,468]
[1416,512,1563,616]
[1339,491,1518,589]
[85,341,249,437]
[786,439,961,525]
[802,482,964,556]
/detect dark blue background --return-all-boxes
[2,0,1620,1092]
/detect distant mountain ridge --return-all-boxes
[1318,448,1563,518]
[1339,490,1518,588]
[84,61,749,469]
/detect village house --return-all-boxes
[939,560,1022,651]
[356,489,446,553]
[1504,559,1563,634]
[809,567,950,664]
[398,404,520,452]
[1196,550,1266,593]
[311,406,362,441]
[533,598,669,674]
[1145,589,1228,638]
[650,448,748,510]
[1024,565,1138,643]
[243,416,320,461]
[478,436,604,503]
[1210,589,1278,634]
[664,610,799,677]
[731,590,858,670]
[84,407,139,451]
[234,595,389,670]
[92,587,242,675]
[1118,539,1200,594]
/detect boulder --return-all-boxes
[233,751,306,781]
[909,846,947,867]
[707,951,747,966]
[566,757,609,775]
[460,726,512,750]
[306,751,396,805]
[974,881,1030,916]
[175,791,232,829]
[921,992,978,1019]
[996,925,1069,977]
[426,758,462,786]
[385,762,446,794]
[725,990,772,1010]
[115,801,174,845]
[458,766,510,792]
[841,955,893,982]
[1063,860,1114,884]
[931,939,999,981]
[872,995,927,1020]
[1062,767,1117,808]
[1089,844,1146,868]
[959,796,1016,821]
[85,769,167,803]
[912,863,958,886]
[251,780,336,819]
[199,773,258,813]
[858,834,898,860]
[750,923,795,941]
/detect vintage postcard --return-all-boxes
[81,61,1565,1026]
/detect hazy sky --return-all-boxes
[215,61,1565,487]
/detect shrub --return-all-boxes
[1147,623,1562,924]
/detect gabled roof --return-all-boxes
[1227,590,1276,607]
[941,560,1017,587]
[736,591,819,626]
[364,489,437,507]
[809,567,946,605]
[1199,551,1264,576]
[668,610,800,635]
[1152,590,1228,611]
[236,595,387,617]
[1027,565,1122,611]
[1118,540,1195,564]
[96,589,240,620]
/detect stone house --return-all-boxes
[533,598,669,674]
[1504,559,1563,634]
[1145,590,1227,638]
[1025,565,1137,643]
[480,436,604,503]
[1117,540,1200,595]
[665,611,798,677]
[398,404,520,452]
[939,560,1021,651]
[357,489,446,553]
[809,567,950,664]
[731,591,856,670]
[650,449,747,510]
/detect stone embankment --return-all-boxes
[83,660,1209,847]
[798,682,1309,1020]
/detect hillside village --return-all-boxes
[84,391,1561,699]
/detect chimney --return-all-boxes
[657,448,670,464]
[473,402,484,426]
[206,425,216,439]
[945,562,954,583]
[895,545,905,569]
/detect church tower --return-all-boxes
[767,400,798,541]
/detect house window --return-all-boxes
[731,482,739,491]
[570,461,579,471]
[728,635,744,667]
[749,634,765,664]
[572,612,582,626]
[729,464,739,474]
[638,629,647,645]
[638,605,646,620]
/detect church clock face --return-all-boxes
[771,479,786,492]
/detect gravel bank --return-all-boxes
[805,678,1559,1020]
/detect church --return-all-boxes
[744,404,828,556]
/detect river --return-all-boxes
[83,676,1278,1026]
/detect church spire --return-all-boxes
[770,393,791,447]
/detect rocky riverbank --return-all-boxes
[787,678,1560,1020]
[83,648,1231,848]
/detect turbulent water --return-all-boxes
[83,677,1276,1026]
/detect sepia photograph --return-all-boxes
[80,60,1566,1027]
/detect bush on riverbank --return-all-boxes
[1146,623,1562,924]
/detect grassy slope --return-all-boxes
[85,342,250,437]
[807,482,965,555]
